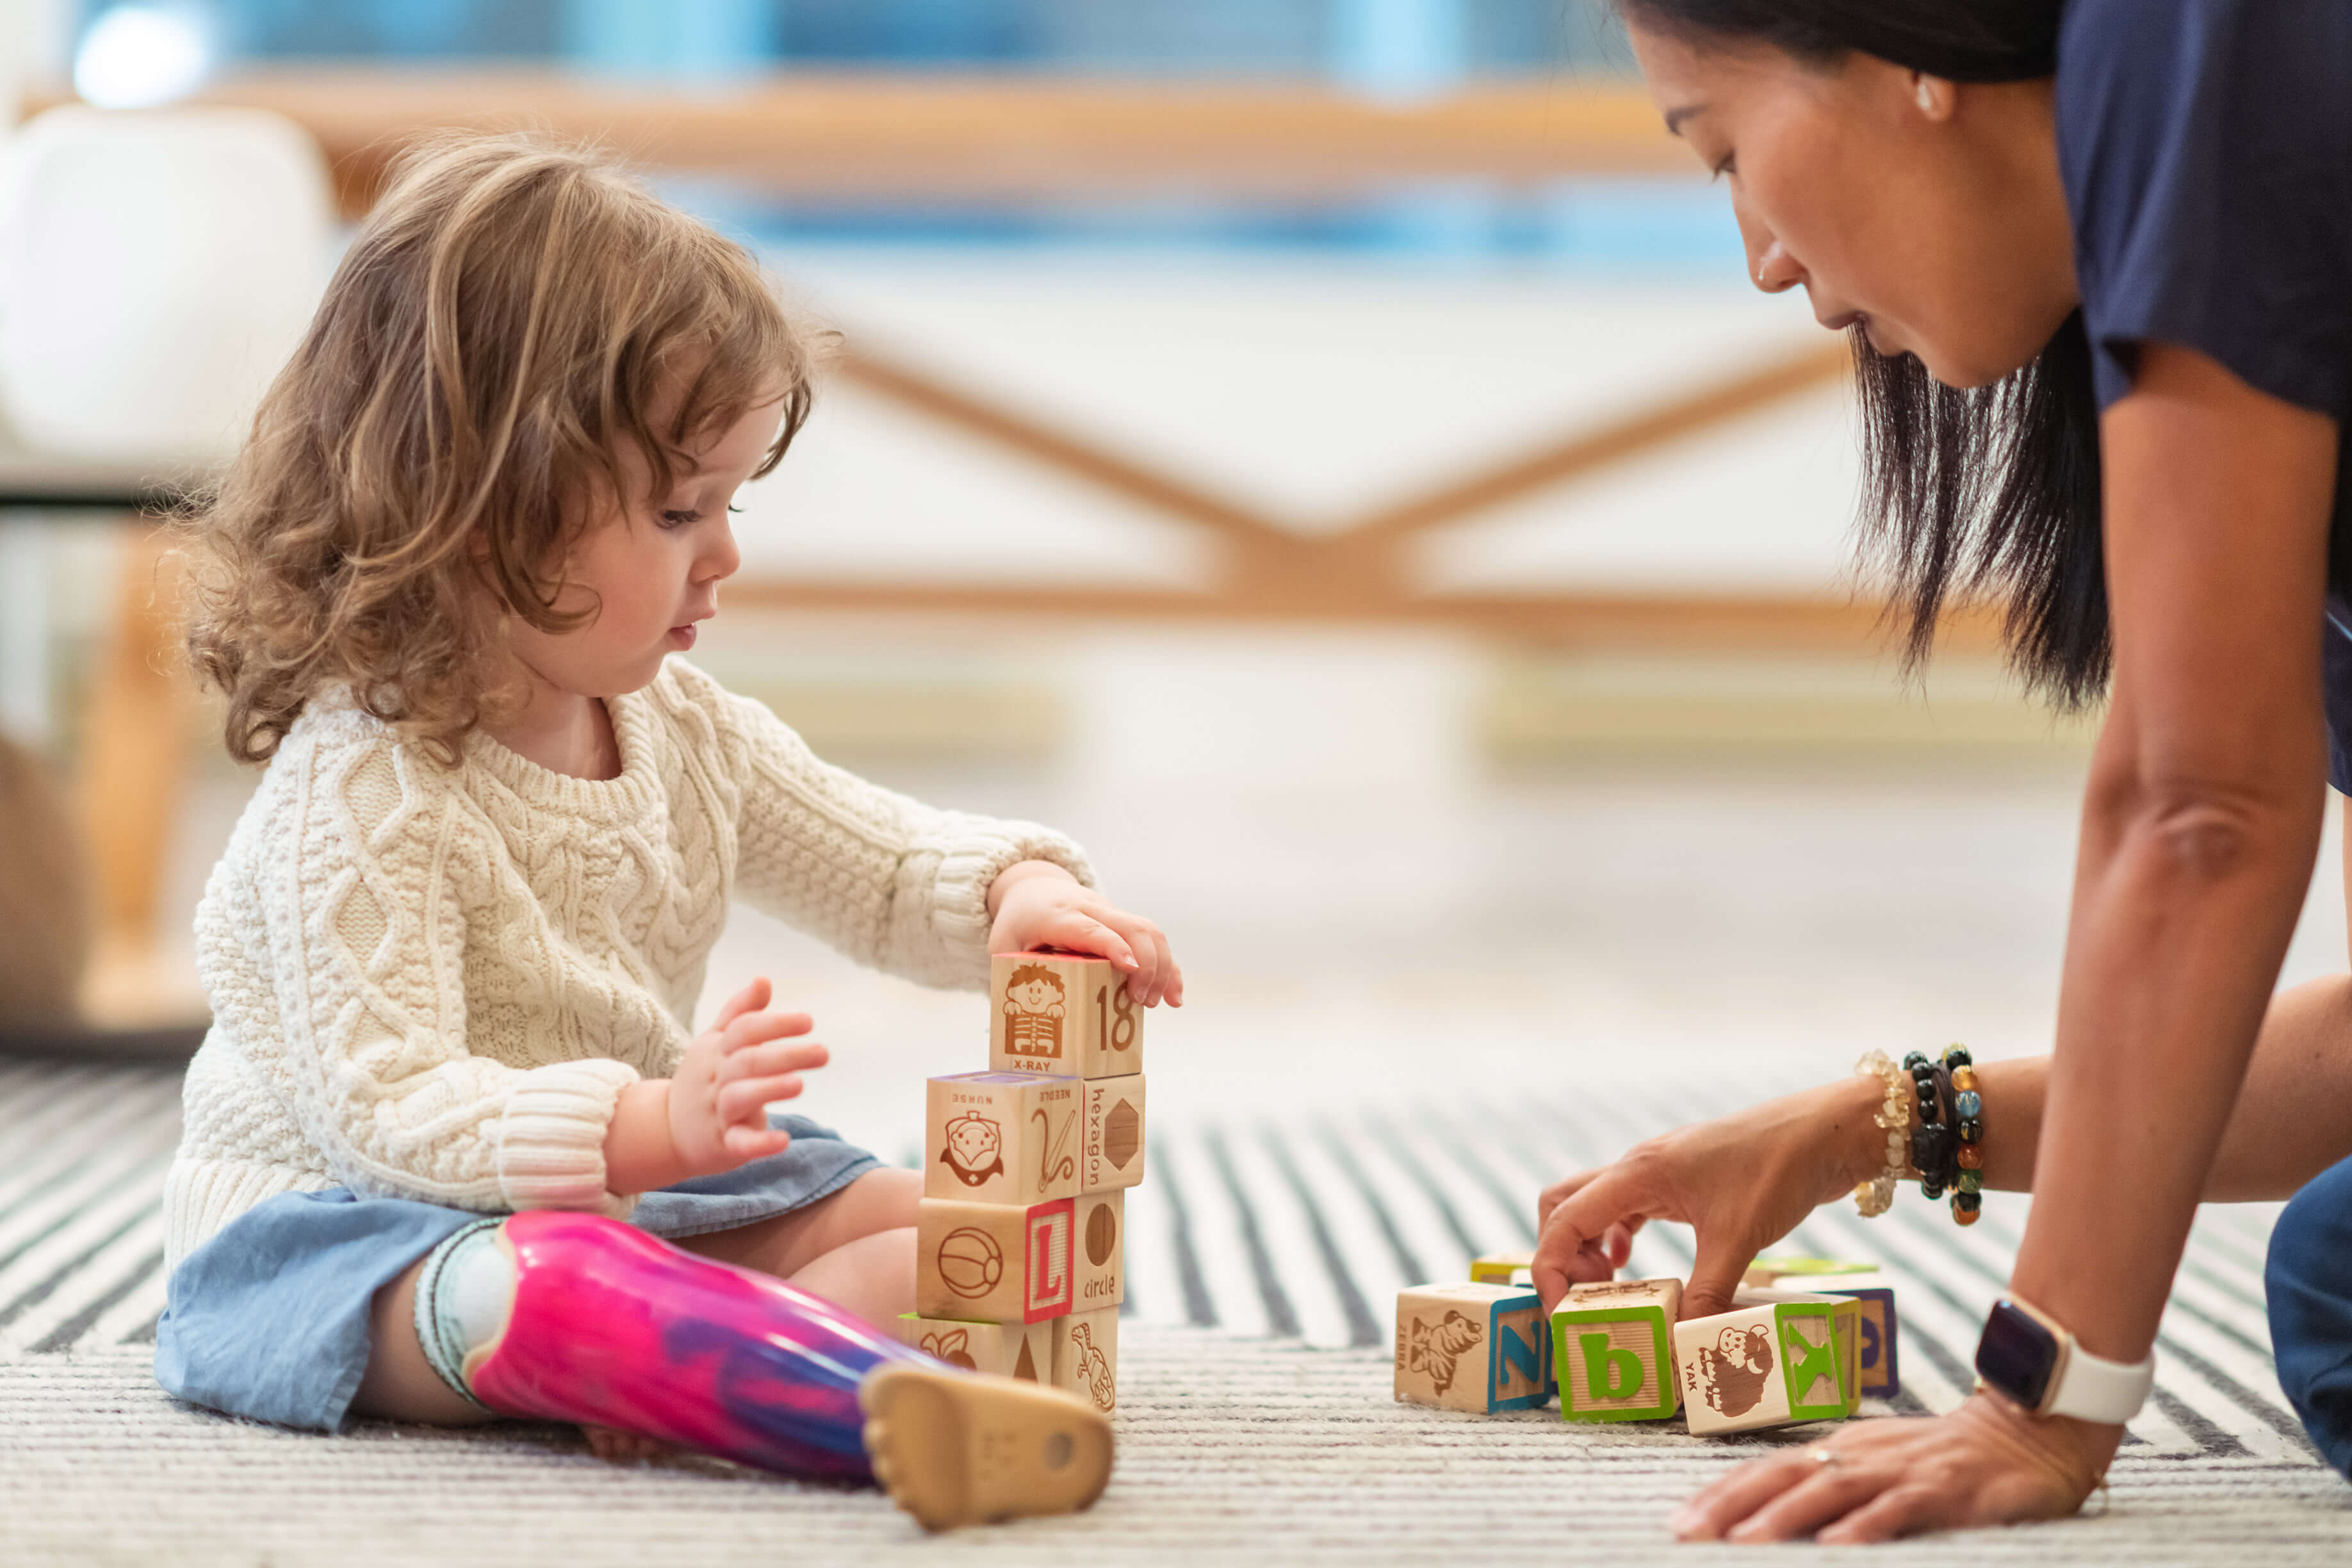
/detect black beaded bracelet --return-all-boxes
[1903,1051,1957,1200]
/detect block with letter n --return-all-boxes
[1393,1282,1551,1414]
[1551,1277,1681,1423]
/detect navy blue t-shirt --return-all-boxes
[2055,0,2352,785]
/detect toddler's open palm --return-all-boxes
[669,978,826,1175]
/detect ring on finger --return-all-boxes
[1809,1448,1843,1469]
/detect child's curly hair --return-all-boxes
[182,132,828,765]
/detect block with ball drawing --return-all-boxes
[895,1314,1052,1384]
[915,1196,1076,1325]
[1672,1288,1863,1436]
[1394,1283,1550,1414]
[1551,1277,1682,1423]
[1052,1306,1119,1414]
[1081,1073,1147,1195]
[924,1071,1082,1207]
[990,951,1145,1079]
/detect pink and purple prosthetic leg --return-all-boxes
[460,1211,936,1480]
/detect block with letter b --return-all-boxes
[1550,1278,1681,1423]
[915,1196,1075,1325]
[895,1314,1052,1383]
[924,1070,1081,1206]
[990,951,1144,1079]
[1394,1282,1550,1414]
[1672,1288,1863,1436]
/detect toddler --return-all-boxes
[156,133,1181,1530]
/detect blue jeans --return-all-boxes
[2267,1152,2352,1477]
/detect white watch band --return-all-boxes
[2047,1337,2157,1424]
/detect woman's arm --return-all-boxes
[2007,343,2337,1366]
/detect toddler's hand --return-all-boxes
[987,863,1183,1008]
[665,977,828,1176]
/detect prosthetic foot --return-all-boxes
[420,1211,1114,1525]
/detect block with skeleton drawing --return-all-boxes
[989,951,1145,1079]
[1672,1288,1863,1436]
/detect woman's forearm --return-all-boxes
[1956,972,2352,1201]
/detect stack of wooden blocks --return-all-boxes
[1395,1250,1895,1436]
[901,951,1146,1414]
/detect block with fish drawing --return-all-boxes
[1672,1289,1863,1436]
[895,1314,1052,1384]
[990,951,1145,1079]
[1551,1277,1682,1423]
[924,1071,1082,1206]
[1393,1283,1551,1414]
[916,1196,1076,1325]
[1744,1262,1899,1399]
[1052,1307,1119,1414]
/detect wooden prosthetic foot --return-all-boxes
[860,1364,1114,1531]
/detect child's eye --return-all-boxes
[658,509,701,528]
[1711,154,1738,182]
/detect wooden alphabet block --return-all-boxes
[1550,1277,1681,1423]
[1050,1306,1119,1413]
[990,951,1144,1079]
[924,1070,1081,1206]
[1673,1289,1863,1436]
[1081,1073,1146,1193]
[915,1196,1075,1325]
[1469,1249,1535,1287]
[1072,1189,1124,1311]
[1742,1262,1899,1398]
[1394,1283,1550,1414]
[895,1314,1052,1384]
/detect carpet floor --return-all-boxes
[3,1059,2346,1562]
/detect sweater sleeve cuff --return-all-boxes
[928,818,1097,979]
[497,1058,642,1217]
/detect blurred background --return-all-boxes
[0,0,2341,1153]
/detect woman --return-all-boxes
[1534,0,2352,1542]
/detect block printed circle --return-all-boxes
[937,1227,1004,1298]
[1104,1098,1141,1169]
[1086,1200,1118,1266]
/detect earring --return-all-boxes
[1916,80,1936,113]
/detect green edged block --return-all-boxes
[1549,1277,1682,1423]
[1674,1288,1863,1435]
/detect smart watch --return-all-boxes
[1973,1295,2155,1424]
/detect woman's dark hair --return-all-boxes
[1620,1,2109,706]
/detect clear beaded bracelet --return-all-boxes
[1852,1050,1910,1218]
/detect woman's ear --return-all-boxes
[1911,73,1956,122]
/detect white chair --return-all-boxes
[0,104,333,468]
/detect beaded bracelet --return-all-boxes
[1902,1050,1954,1200]
[1947,1044,1983,1226]
[1852,1051,1909,1218]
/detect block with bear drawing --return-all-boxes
[1072,1189,1123,1311]
[1052,1306,1119,1413]
[1394,1282,1550,1414]
[1081,1073,1146,1194]
[1672,1288,1863,1436]
[915,1196,1075,1325]
[924,1071,1082,1206]
[990,951,1144,1079]
[1551,1277,1682,1423]
[895,1314,1052,1384]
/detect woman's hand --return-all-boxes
[987,862,1184,1008]
[603,977,828,1192]
[1533,1077,1883,1317]
[1673,1394,2116,1542]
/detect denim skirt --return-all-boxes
[155,1113,880,1433]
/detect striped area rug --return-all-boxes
[0,1059,2323,1476]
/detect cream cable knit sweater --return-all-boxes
[165,658,1092,1265]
